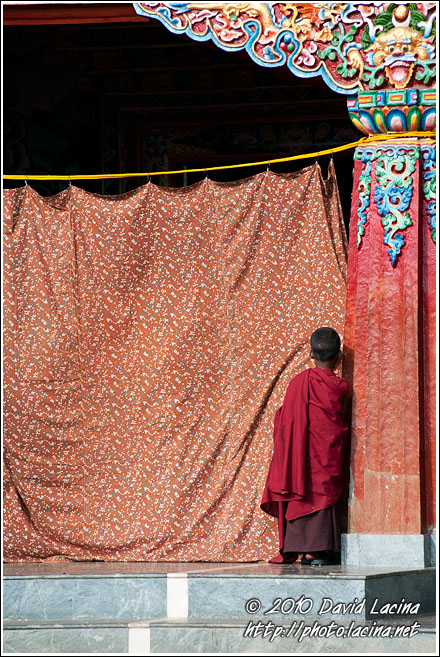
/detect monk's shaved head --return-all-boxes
[310,327,341,362]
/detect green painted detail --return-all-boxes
[421,146,436,244]
[373,146,420,265]
[317,22,358,79]
[348,112,369,134]
[372,108,387,131]
[385,91,407,106]
[361,68,385,90]
[372,2,429,38]
[419,88,437,105]
[354,147,374,248]
[406,105,422,130]
[415,62,436,85]
[358,91,377,108]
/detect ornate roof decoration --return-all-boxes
[133,2,436,95]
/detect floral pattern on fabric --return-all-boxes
[3,164,347,561]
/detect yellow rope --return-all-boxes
[3,131,435,181]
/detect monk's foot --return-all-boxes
[305,551,332,560]
[281,551,299,564]
[300,551,333,565]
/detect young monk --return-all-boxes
[260,327,348,565]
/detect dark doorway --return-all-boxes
[3,18,357,230]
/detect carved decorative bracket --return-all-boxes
[134,2,436,95]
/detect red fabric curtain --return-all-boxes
[3,164,347,561]
[3,2,146,25]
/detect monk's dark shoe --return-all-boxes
[300,556,313,565]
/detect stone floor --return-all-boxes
[3,561,437,653]
[3,559,436,577]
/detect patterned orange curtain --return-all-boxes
[3,164,347,561]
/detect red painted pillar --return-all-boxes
[343,135,436,562]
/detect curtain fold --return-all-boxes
[3,164,347,561]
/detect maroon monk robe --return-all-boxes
[261,367,348,560]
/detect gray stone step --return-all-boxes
[3,562,436,654]
[4,563,436,622]
[3,616,436,654]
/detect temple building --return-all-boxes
[3,2,437,653]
